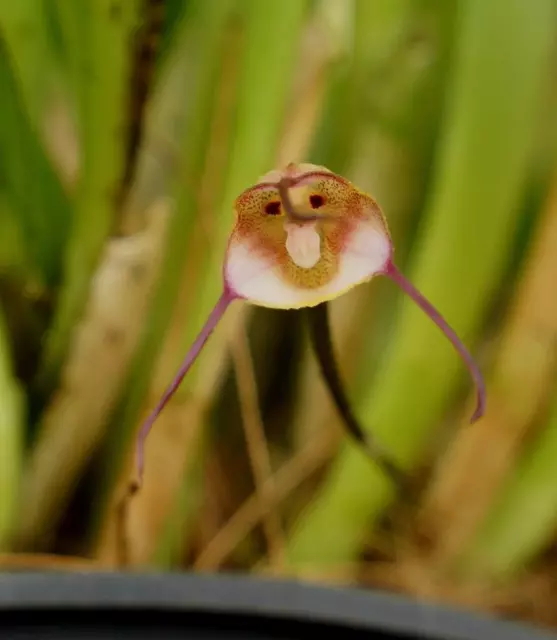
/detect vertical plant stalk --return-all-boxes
[38,0,142,387]
[118,0,166,209]
[0,195,27,275]
[141,26,246,567]
[0,0,51,130]
[0,310,24,549]
[53,0,84,107]
[424,168,557,580]
[0,36,71,287]
[91,0,238,563]
[231,323,285,570]
[285,0,556,565]
[15,202,169,551]
[460,385,557,582]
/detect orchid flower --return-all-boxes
[130,163,485,493]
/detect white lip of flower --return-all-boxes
[284,222,321,269]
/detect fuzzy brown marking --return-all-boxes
[231,173,373,291]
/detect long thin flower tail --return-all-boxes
[131,289,235,492]
[305,302,408,489]
[385,261,486,423]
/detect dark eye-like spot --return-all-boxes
[309,194,325,209]
[264,201,281,215]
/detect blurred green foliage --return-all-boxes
[1,0,557,629]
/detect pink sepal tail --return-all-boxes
[384,261,486,423]
[133,289,236,489]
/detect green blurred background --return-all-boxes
[1,0,557,630]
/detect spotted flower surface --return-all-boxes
[225,163,392,308]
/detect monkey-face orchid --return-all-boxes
[225,163,392,308]
[131,163,485,491]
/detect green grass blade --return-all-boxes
[38,0,142,387]
[0,38,71,287]
[286,0,556,565]
[51,0,83,101]
[418,163,557,569]
[0,193,30,277]
[308,0,359,173]
[90,0,236,540]
[453,174,557,582]
[0,0,51,127]
[0,308,25,548]
[460,390,557,582]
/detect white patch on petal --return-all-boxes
[225,224,390,309]
[284,223,321,268]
